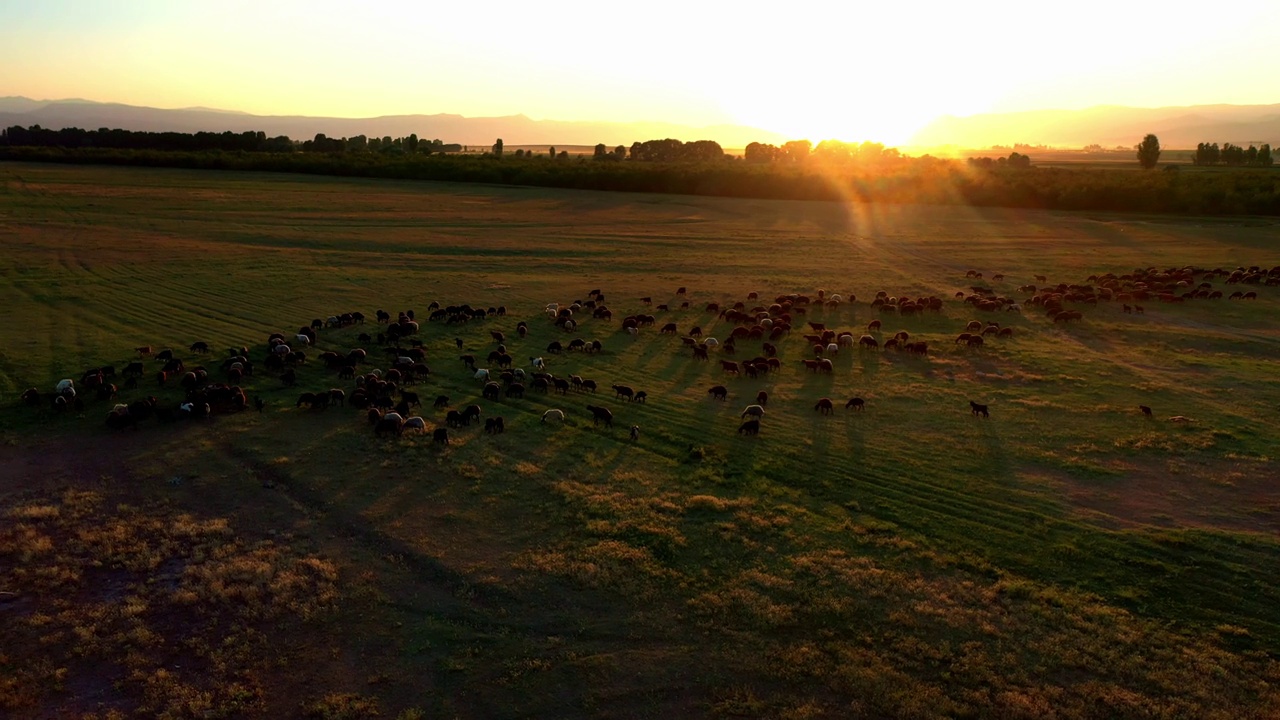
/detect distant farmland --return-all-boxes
[2,162,1278,718]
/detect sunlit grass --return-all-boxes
[2,163,1279,717]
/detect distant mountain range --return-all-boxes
[909,103,1280,150]
[4,97,1279,151]
[0,97,787,149]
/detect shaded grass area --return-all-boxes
[2,163,1280,717]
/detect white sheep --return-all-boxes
[740,404,765,418]
[703,337,719,347]
[826,342,839,355]
[55,378,74,394]
[530,357,545,370]
[541,409,565,423]
[474,368,490,382]
[545,303,560,316]
[273,344,291,355]
[295,334,311,345]
[402,417,426,433]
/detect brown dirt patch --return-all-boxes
[1028,457,1280,533]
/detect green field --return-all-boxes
[2,162,1279,718]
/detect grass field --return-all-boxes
[2,162,1279,718]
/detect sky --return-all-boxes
[2,0,1278,146]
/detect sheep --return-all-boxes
[55,378,75,394]
[969,401,989,418]
[814,398,834,414]
[737,419,760,436]
[703,337,719,347]
[530,356,545,370]
[845,397,865,411]
[433,427,450,444]
[708,385,728,401]
[630,425,640,441]
[402,417,427,434]
[826,342,839,355]
[474,368,490,382]
[740,404,765,419]
[295,334,312,346]
[542,408,565,423]
[585,404,613,427]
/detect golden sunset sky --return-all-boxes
[3,0,1277,145]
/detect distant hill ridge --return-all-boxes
[4,97,1279,150]
[0,97,786,149]
[910,103,1280,150]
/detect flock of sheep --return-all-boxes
[17,263,1278,439]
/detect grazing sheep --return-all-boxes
[403,417,427,434]
[741,404,765,419]
[462,404,483,424]
[708,385,728,401]
[737,419,760,436]
[630,424,640,441]
[845,397,864,411]
[703,337,719,347]
[542,408,565,423]
[531,356,545,370]
[814,398,834,414]
[433,427,450,444]
[969,400,989,419]
[756,390,768,406]
[633,391,647,403]
[612,384,634,400]
[474,368,490,382]
[375,416,403,438]
[585,404,614,427]
[1139,405,1152,417]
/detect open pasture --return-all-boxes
[3,163,1280,718]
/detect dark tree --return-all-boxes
[492,138,504,157]
[782,139,812,163]
[1136,134,1161,169]
[744,142,779,163]
[593,143,607,159]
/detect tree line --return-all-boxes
[0,125,464,155]
[1192,142,1273,167]
[5,125,1280,216]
